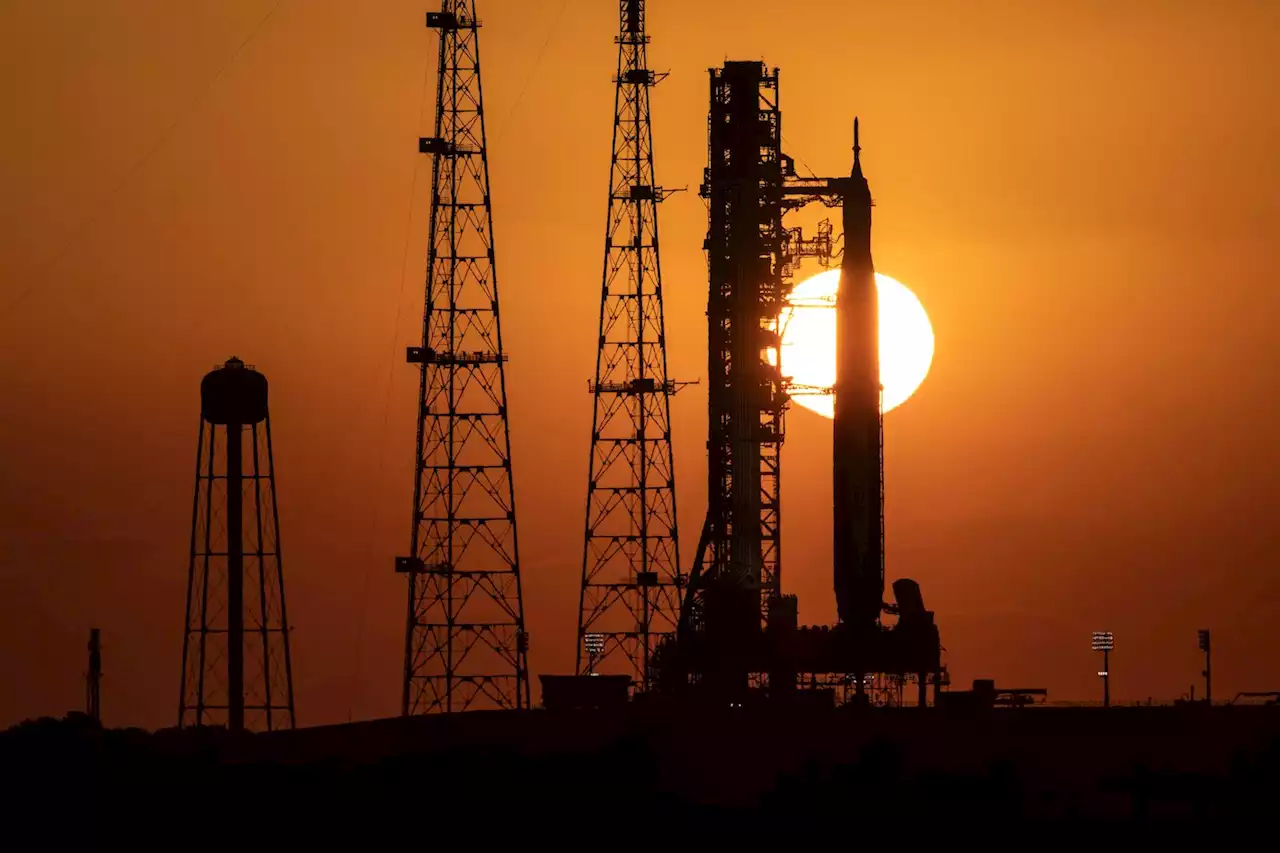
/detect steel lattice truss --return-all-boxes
[687,64,787,631]
[180,416,296,731]
[399,0,529,714]
[575,0,683,690]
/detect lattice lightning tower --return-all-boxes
[397,0,529,713]
[575,0,685,690]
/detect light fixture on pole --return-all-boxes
[1198,629,1211,705]
[1091,631,1114,708]
[584,633,605,676]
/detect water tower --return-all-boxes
[178,357,296,731]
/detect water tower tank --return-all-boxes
[200,357,268,425]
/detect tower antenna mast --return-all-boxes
[397,0,530,713]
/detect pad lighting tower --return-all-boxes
[180,358,296,731]
[583,633,606,675]
[1091,630,1114,708]
[575,0,685,691]
[397,0,530,713]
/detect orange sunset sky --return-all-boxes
[1,0,1278,728]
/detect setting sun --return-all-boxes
[778,269,935,418]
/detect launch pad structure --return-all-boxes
[650,61,943,708]
[378,2,945,717]
[172,2,947,723]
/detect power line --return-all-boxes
[782,132,819,178]
[1,0,288,320]
[345,39,435,723]
[491,0,572,146]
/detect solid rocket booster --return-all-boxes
[832,118,884,631]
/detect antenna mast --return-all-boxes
[86,628,101,724]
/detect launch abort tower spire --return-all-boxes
[575,0,685,691]
[397,1,530,713]
[180,357,296,731]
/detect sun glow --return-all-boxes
[778,269,934,418]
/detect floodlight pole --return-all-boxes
[1092,631,1113,707]
[1199,629,1212,705]
[583,634,605,676]
[86,628,101,724]
[1102,648,1110,708]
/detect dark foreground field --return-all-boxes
[4,704,1278,819]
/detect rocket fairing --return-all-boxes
[832,118,885,631]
